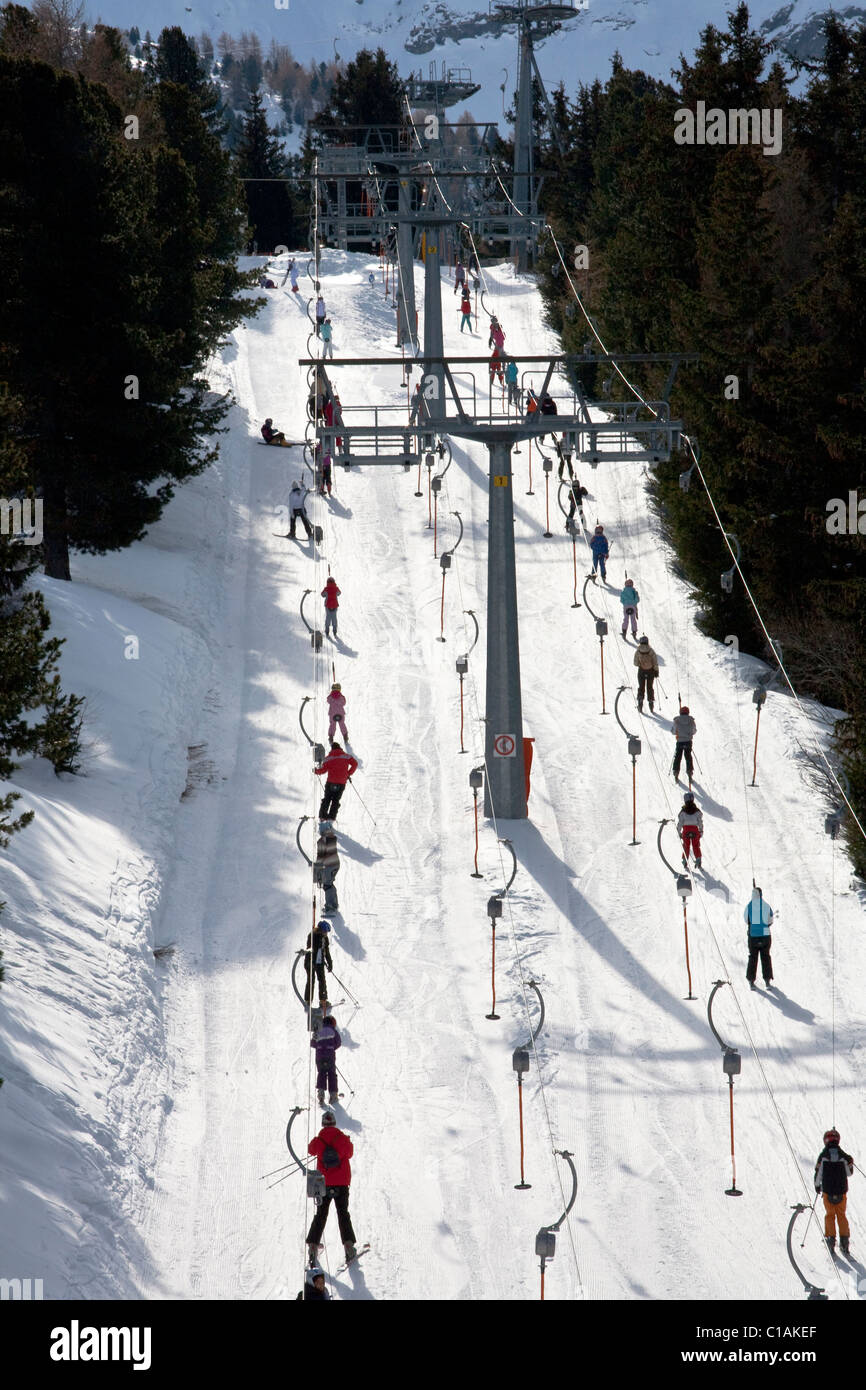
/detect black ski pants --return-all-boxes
[307,1185,356,1246]
[746,935,773,984]
[673,740,693,777]
[637,669,656,707]
[304,960,329,1005]
[319,782,346,820]
[290,508,313,538]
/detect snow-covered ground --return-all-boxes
[1,253,864,1302]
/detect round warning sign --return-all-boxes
[493,733,517,757]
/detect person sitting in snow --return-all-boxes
[261,417,286,445]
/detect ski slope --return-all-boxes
[2,252,864,1302]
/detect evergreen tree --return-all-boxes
[310,47,403,146]
[235,86,297,250]
[0,55,257,579]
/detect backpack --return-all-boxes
[321,1142,341,1170]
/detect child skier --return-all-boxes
[327,683,347,742]
[321,577,341,637]
[459,289,473,333]
[320,318,334,359]
[589,525,610,581]
[672,705,697,781]
[505,358,520,409]
[620,577,640,638]
[565,479,588,530]
[289,260,299,294]
[303,920,333,1007]
[488,317,505,353]
[311,1013,342,1106]
[320,451,333,496]
[677,792,703,867]
[315,294,326,335]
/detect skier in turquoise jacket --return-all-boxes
[620,579,640,638]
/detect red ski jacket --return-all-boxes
[314,749,358,785]
[322,581,341,610]
[308,1125,353,1187]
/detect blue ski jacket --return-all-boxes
[590,534,609,559]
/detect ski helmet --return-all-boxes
[317,920,331,933]
[265,417,272,425]
[330,741,342,750]
[332,683,341,691]
[321,1110,336,1126]
[595,525,604,534]
[680,705,690,715]
[306,1265,325,1285]
[639,636,649,646]
[824,1128,840,1145]
[684,793,695,805]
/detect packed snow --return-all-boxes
[1,251,864,1302]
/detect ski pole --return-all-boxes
[336,1064,355,1097]
[799,1192,820,1248]
[348,778,377,826]
[329,969,360,1007]
[656,679,668,701]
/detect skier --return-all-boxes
[261,418,287,446]
[589,524,610,581]
[672,705,696,782]
[289,261,300,294]
[306,1111,357,1265]
[565,478,588,530]
[539,392,557,442]
[314,743,359,822]
[633,636,659,712]
[504,358,520,410]
[327,683,347,742]
[303,920,333,1007]
[677,792,703,867]
[488,317,505,353]
[459,288,473,333]
[555,441,574,480]
[321,577,341,637]
[311,1013,342,1106]
[288,481,313,539]
[320,318,334,359]
[743,885,774,989]
[320,451,333,496]
[454,258,466,294]
[489,347,504,386]
[315,294,326,336]
[620,577,640,638]
[296,1265,330,1301]
[368,271,375,286]
[314,821,340,914]
[814,1128,854,1254]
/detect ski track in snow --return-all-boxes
[2,252,864,1302]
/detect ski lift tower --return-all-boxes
[492,0,583,270]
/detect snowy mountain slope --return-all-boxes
[86,0,865,123]
[2,254,864,1302]
[131,253,866,1301]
